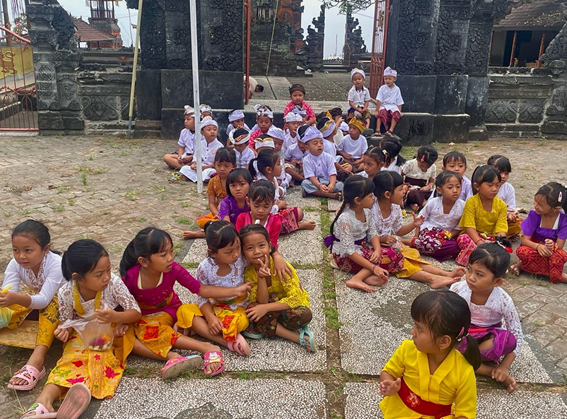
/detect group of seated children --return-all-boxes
[1,218,315,418]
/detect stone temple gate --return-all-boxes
[27,0,567,141]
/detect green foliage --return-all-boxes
[322,0,373,13]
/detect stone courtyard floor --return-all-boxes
[0,135,566,418]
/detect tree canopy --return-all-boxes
[322,0,374,14]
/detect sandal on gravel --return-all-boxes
[299,326,316,353]
[7,365,46,391]
[161,355,202,379]
[203,350,225,376]
[227,333,251,356]
[56,383,91,419]
[242,324,263,340]
[19,402,57,419]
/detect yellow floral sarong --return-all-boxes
[134,311,180,358]
[46,327,135,399]
[5,297,59,347]
[177,303,249,342]
[394,245,431,278]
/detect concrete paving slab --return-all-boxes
[344,383,567,419]
[94,378,327,419]
[267,76,293,100]
[335,270,553,383]
[181,212,321,266]
[128,269,326,373]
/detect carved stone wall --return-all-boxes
[343,9,366,69]
[296,5,324,72]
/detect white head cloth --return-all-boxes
[254,104,274,119]
[200,116,218,130]
[351,68,365,79]
[200,104,212,113]
[229,129,250,145]
[228,110,245,122]
[267,126,286,142]
[292,106,306,117]
[184,105,195,116]
[384,67,398,77]
[285,112,303,123]
[321,122,336,138]
[299,126,323,144]
[339,121,349,131]
[255,136,275,149]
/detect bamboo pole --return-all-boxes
[509,31,517,67]
[127,0,143,138]
[190,0,203,193]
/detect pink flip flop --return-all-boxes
[19,402,57,419]
[161,355,202,379]
[203,350,225,376]
[7,365,46,391]
[56,383,91,419]
[227,333,251,356]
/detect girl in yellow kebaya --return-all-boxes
[380,291,480,419]
[21,239,141,418]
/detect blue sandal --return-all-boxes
[298,326,316,352]
[242,324,263,340]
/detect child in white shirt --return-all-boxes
[402,145,438,211]
[374,67,404,136]
[487,155,522,238]
[337,116,368,173]
[163,105,195,170]
[226,109,250,136]
[180,117,223,182]
[347,68,371,128]
[229,128,255,169]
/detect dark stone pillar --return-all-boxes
[540,2,567,139]
[127,0,244,139]
[28,0,83,133]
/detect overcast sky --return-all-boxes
[58,0,375,58]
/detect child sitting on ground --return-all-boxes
[179,117,223,183]
[317,114,352,181]
[268,126,293,194]
[402,145,438,211]
[442,151,472,201]
[407,171,464,261]
[456,165,508,266]
[284,125,309,184]
[218,169,253,225]
[326,176,395,292]
[248,105,274,149]
[163,105,195,170]
[374,67,403,136]
[121,228,250,377]
[487,155,522,239]
[241,224,316,352]
[2,220,65,392]
[360,146,386,180]
[372,171,465,288]
[178,222,252,356]
[347,68,372,128]
[229,128,255,169]
[183,147,236,240]
[451,239,522,393]
[200,104,212,119]
[300,126,343,200]
[512,182,567,283]
[226,109,250,137]
[283,111,303,151]
[380,291,479,419]
[20,239,142,419]
[380,137,405,175]
[283,84,316,125]
[328,107,346,145]
[337,116,368,173]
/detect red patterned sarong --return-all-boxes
[516,244,567,284]
[378,109,401,131]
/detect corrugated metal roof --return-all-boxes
[496,0,565,30]
[73,17,115,42]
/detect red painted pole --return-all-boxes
[509,31,517,67]
[245,0,251,104]
[537,32,546,68]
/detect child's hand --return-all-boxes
[537,244,552,257]
[96,307,117,324]
[342,152,353,160]
[273,256,292,282]
[420,184,432,192]
[209,317,224,335]
[0,291,17,307]
[256,255,271,278]
[492,365,510,384]
[379,378,401,396]
[412,214,425,227]
[114,323,129,337]
[245,304,268,322]
[507,211,518,221]
[381,235,397,246]
[234,283,252,296]
[54,327,70,342]
[319,184,330,193]
[369,249,381,264]
[544,239,555,252]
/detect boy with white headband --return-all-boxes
[375,66,404,136]
[301,126,343,200]
[226,109,250,136]
[200,104,213,119]
[284,112,303,151]
[180,116,223,182]
[317,113,353,181]
[348,68,372,129]
[163,105,196,170]
[229,128,254,169]
[268,126,293,193]
[284,125,310,184]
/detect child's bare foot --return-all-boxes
[451,267,466,278]
[501,374,517,393]
[429,276,459,289]
[346,278,377,293]
[364,274,388,287]
[298,220,316,230]
[182,230,205,240]
[561,273,567,283]
[509,262,521,276]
